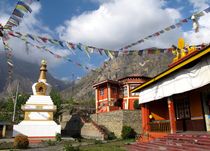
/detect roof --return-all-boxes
[131,45,210,93]
[118,75,151,81]
[93,79,120,87]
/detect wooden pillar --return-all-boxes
[107,83,110,112]
[95,89,98,113]
[141,104,145,133]
[168,97,176,134]
[141,104,150,133]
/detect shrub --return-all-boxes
[108,132,116,140]
[13,134,29,149]
[46,139,56,146]
[56,133,62,142]
[94,140,103,144]
[63,144,80,151]
[99,125,116,140]
[133,100,140,109]
[121,126,136,139]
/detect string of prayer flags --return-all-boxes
[4,0,39,29]
[6,29,174,58]
[9,34,93,71]
[2,38,14,83]
[6,29,209,63]
[119,6,210,50]
[6,30,112,58]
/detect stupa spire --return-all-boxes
[38,60,47,83]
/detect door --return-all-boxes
[175,98,191,131]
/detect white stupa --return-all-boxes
[13,60,61,139]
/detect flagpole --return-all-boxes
[12,81,19,122]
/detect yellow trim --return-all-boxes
[131,47,210,93]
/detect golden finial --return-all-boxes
[38,59,47,83]
[172,38,197,63]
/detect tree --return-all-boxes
[15,93,29,122]
[0,93,29,122]
[50,89,62,122]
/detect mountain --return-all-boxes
[0,53,68,97]
[61,50,174,104]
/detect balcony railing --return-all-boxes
[149,120,170,132]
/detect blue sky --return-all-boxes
[0,0,210,81]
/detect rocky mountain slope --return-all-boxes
[0,53,68,97]
[0,49,174,104]
[61,50,174,103]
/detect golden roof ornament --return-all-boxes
[172,38,197,63]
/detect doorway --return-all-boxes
[175,98,191,131]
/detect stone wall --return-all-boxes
[90,110,141,138]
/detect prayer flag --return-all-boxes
[39,36,48,43]
[18,1,32,13]
[181,19,188,23]
[164,27,171,31]
[170,25,176,29]
[98,49,103,55]
[204,7,210,13]
[12,9,24,18]
[8,17,19,25]
[58,41,65,47]
[27,34,35,40]
[16,4,29,13]
[68,42,75,49]
[77,43,83,51]
[84,46,90,58]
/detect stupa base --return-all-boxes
[13,120,61,139]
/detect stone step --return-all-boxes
[165,136,210,145]
[152,140,210,151]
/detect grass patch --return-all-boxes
[79,139,135,151]
[0,141,13,150]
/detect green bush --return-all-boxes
[94,140,103,144]
[63,144,80,151]
[13,134,29,149]
[46,139,56,146]
[108,132,116,140]
[121,126,136,139]
[56,133,62,142]
[133,100,140,109]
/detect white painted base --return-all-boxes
[26,95,54,105]
[13,121,61,137]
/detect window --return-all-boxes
[175,98,190,120]
[130,85,139,96]
[99,88,104,96]
[123,86,128,96]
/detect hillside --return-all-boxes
[0,53,68,97]
[61,50,174,104]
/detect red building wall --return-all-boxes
[94,77,150,113]
[97,85,108,100]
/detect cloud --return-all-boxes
[183,1,210,45]
[184,13,210,45]
[57,0,182,50]
[0,2,70,68]
[188,0,209,11]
